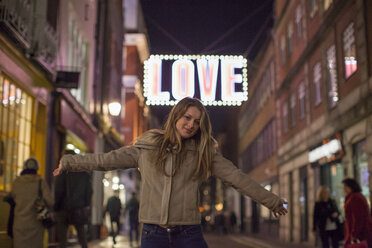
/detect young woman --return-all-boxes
[312,186,342,248]
[342,178,372,248]
[53,97,287,248]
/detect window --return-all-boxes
[324,0,333,10]
[313,62,322,106]
[287,23,293,54]
[67,15,91,110]
[241,121,276,173]
[353,140,370,206]
[326,45,338,108]
[310,0,318,17]
[281,35,286,65]
[239,62,274,135]
[282,102,288,133]
[343,22,357,79]
[295,5,302,40]
[0,75,34,191]
[298,82,305,120]
[290,93,296,127]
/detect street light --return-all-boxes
[108,101,121,116]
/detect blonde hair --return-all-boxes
[154,97,214,181]
[316,186,330,202]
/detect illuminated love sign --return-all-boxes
[143,55,248,106]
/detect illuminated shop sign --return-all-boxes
[308,134,343,164]
[143,55,248,106]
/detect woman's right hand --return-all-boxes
[53,160,63,176]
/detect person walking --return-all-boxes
[229,211,237,233]
[105,191,122,244]
[54,150,92,248]
[10,157,54,248]
[342,178,372,248]
[125,191,140,247]
[54,97,288,248]
[312,186,342,248]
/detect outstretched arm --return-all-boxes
[53,145,140,176]
[212,152,288,217]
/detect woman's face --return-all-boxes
[321,190,329,201]
[176,106,201,139]
[343,184,352,196]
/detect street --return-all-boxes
[72,233,297,248]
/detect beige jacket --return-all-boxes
[11,174,54,248]
[61,130,282,225]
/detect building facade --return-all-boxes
[238,39,279,236]
[0,0,57,246]
[273,0,372,244]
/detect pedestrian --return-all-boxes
[105,190,122,244]
[125,191,140,247]
[312,186,342,248]
[342,178,372,248]
[53,97,288,248]
[214,211,226,234]
[54,150,92,248]
[10,157,54,248]
[229,211,237,233]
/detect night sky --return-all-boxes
[140,0,273,59]
[139,0,274,133]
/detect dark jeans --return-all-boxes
[55,211,88,248]
[129,222,139,243]
[141,224,208,248]
[110,216,120,242]
[320,229,340,248]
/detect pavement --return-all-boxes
[67,233,313,248]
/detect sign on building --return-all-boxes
[143,55,248,106]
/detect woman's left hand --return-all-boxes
[272,199,288,217]
[53,160,63,176]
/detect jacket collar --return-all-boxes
[134,129,197,151]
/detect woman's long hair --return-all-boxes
[154,97,214,181]
[342,178,362,193]
[316,186,330,202]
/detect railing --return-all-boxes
[34,21,57,72]
[0,0,33,48]
[0,0,57,74]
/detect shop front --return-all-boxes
[310,133,345,212]
[353,139,370,206]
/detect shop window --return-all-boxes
[282,102,288,133]
[0,74,33,191]
[295,5,302,41]
[326,45,338,108]
[287,23,293,54]
[353,140,370,206]
[290,93,296,127]
[280,35,286,65]
[310,0,318,17]
[319,163,345,215]
[313,62,322,106]
[298,81,305,120]
[343,22,357,79]
[324,0,333,11]
[299,166,309,242]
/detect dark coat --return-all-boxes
[344,192,372,247]
[125,197,139,224]
[54,171,92,211]
[106,196,122,219]
[313,199,341,233]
